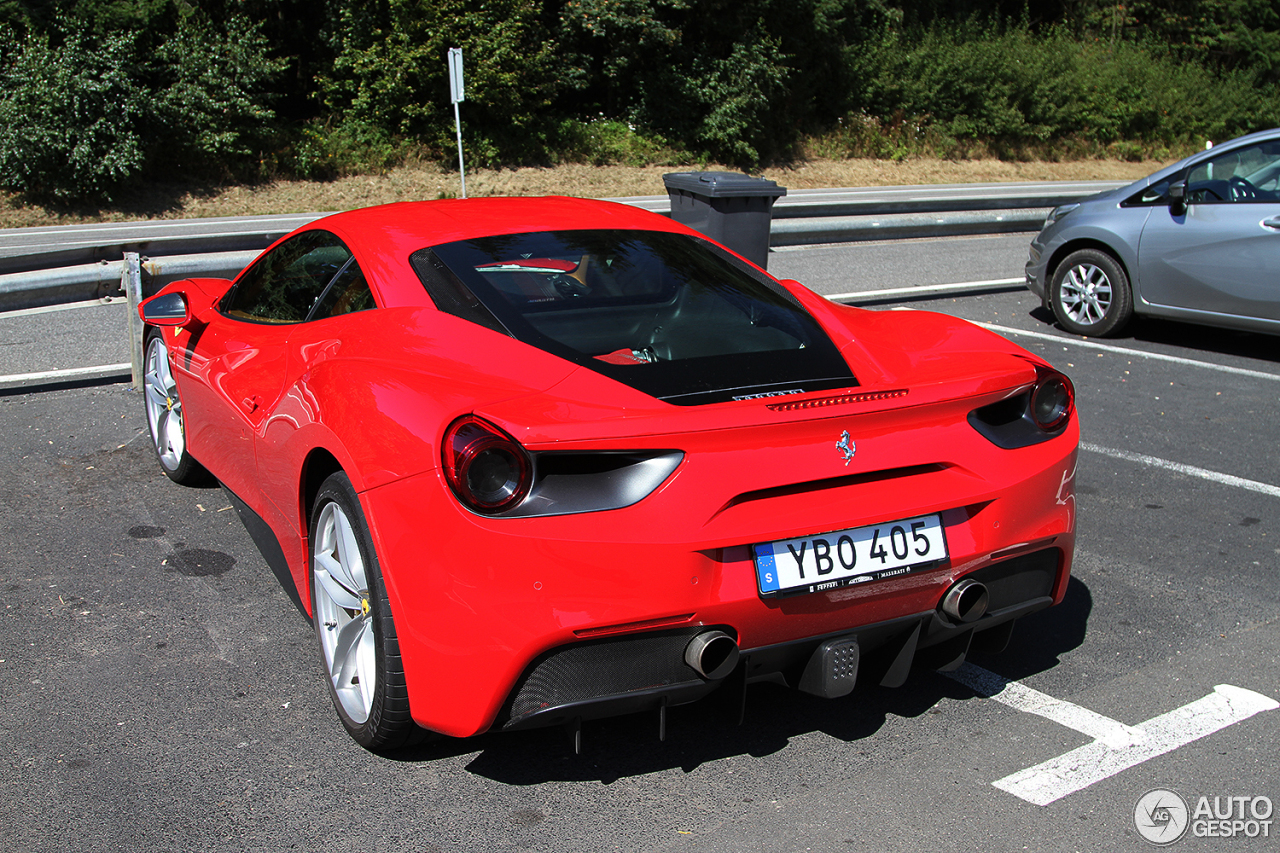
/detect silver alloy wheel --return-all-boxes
[312,500,376,724]
[144,335,185,470]
[1058,262,1113,326]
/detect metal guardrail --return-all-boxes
[0,179,1128,388]
[0,180,1125,316]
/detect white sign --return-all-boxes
[448,47,465,104]
[447,48,466,197]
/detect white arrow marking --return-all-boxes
[947,664,1278,806]
[948,663,1146,749]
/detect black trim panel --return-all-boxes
[220,483,309,619]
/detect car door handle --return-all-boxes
[241,395,260,413]
[1263,216,1280,230]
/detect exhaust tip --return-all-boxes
[940,578,989,624]
[684,630,740,681]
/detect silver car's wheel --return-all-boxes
[143,332,207,484]
[1060,263,1112,324]
[1049,248,1133,337]
[310,472,418,751]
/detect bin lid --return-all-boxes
[662,171,787,198]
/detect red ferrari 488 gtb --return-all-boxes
[139,197,1078,752]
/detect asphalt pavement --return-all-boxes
[2,234,1277,852]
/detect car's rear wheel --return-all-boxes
[1049,248,1133,337]
[309,472,418,752]
[143,330,208,484]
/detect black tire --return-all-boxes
[1049,248,1134,337]
[309,472,420,752]
[142,330,209,485]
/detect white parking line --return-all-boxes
[0,363,131,388]
[947,663,1145,749]
[1081,442,1280,499]
[0,297,126,318]
[977,321,1280,382]
[947,664,1279,806]
[829,278,1022,302]
[993,685,1278,806]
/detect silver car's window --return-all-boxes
[1124,178,1174,206]
[1185,141,1280,204]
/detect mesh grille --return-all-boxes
[504,627,713,725]
[972,548,1059,610]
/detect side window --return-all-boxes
[309,258,375,320]
[1185,141,1280,204]
[223,231,361,322]
[1124,178,1174,207]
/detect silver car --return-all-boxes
[1026,128,1280,337]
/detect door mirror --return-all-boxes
[140,291,190,326]
[1168,180,1187,216]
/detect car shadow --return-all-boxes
[1127,316,1280,365]
[1029,307,1280,365]
[0,374,133,397]
[398,576,1093,783]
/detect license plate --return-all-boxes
[754,514,947,597]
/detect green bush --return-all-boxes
[154,13,286,172]
[4,2,1280,197]
[287,119,412,179]
[550,118,688,167]
[852,20,1280,154]
[319,0,564,166]
[0,13,284,202]
[804,112,944,161]
[676,27,794,165]
[559,1,890,167]
[0,25,150,201]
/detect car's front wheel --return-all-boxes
[143,330,208,484]
[1049,248,1133,337]
[309,472,419,752]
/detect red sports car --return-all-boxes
[139,197,1078,753]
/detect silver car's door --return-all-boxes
[1137,139,1280,321]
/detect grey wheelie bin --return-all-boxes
[662,172,787,270]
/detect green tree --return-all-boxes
[854,17,1278,151]
[319,0,562,165]
[0,23,151,200]
[559,0,899,165]
[154,12,286,170]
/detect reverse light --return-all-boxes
[443,416,532,513]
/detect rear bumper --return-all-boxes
[360,388,1079,738]
[498,547,1062,731]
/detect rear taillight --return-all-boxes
[1031,368,1074,431]
[443,416,531,513]
[967,364,1075,449]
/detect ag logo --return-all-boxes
[1134,789,1189,845]
[836,430,856,466]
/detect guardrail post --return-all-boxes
[123,252,144,391]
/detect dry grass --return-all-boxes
[0,156,1173,229]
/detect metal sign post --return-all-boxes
[447,48,467,198]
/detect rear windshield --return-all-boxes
[412,230,856,405]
